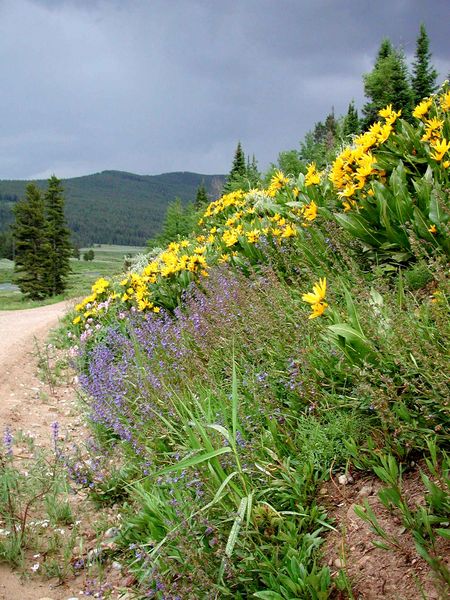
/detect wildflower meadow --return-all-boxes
[62,85,450,599]
[4,86,449,598]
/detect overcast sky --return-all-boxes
[0,0,449,180]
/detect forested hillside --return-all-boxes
[0,170,224,246]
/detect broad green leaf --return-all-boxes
[335,213,380,246]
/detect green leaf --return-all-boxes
[435,528,450,540]
[335,212,380,246]
[225,495,248,557]
[253,592,285,600]
[327,323,373,361]
[155,447,232,476]
[343,286,364,335]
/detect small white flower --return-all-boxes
[31,563,40,572]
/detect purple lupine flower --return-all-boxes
[3,426,13,456]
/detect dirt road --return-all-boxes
[0,301,75,440]
[0,301,86,600]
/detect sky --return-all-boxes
[0,0,449,180]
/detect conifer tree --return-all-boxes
[411,24,438,105]
[246,154,261,187]
[343,101,360,137]
[223,142,247,192]
[12,184,49,299]
[44,175,72,296]
[194,182,209,210]
[362,39,413,126]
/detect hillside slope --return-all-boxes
[0,170,225,246]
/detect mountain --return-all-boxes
[0,170,225,246]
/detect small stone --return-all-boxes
[357,484,373,497]
[334,558,344,568]
[104,526,119,539]
[112,560,122,570]
[338,474,351,485]
[87,547,103,563]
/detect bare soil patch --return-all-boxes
[322,469,449,599]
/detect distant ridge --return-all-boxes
[0,170,225,246]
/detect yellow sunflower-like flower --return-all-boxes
[430,138,450,161]
[440,90,450,112]
[308,301,328,319]
[302,200,318,222]
[305,163,321,186]
[302,277,326,305]
[302,277,328,319]
[412,98,433,120]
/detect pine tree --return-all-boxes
[194,182,209,210]
[223,142,247,192]
[343,101,360,137]
[362,39,413,126]
[44,176,73,296]
[12,184,50,299]
[411,24,438,105]
[246,154,261,187]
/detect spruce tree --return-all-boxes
[411,24,438,105]
[343,101,360,137]
[194,182,209,210]
[12,184,49,299]
[44,175,72,296]
[223,142,247,192]
[246,154,261,187]
[362,39,413,126]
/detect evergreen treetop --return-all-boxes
[194,182,209,210]
[362,39,413,126]
[411,24,438,105]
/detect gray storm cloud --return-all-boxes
[0,0,449,179]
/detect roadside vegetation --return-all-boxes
[60,84,449,598]
[1,27,448,599]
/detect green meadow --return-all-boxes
[0,244,145,310]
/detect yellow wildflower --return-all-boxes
[267,170,289,196]
[246,229,261,244]
[378,105,401,125]
[72,315,81,325]
[430,138,450,161]
[440,90,450,111]
[92,277,110,295]
[305,162,321,186]
[302,201,318,222]
[422,117,443,142]
[222,229,239,247]
[428,224,437,234]
[302,277,327,306]
[281,224,297,238]
[308,301,328,319]
[376,122,393,144]
[413,98,433,120]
